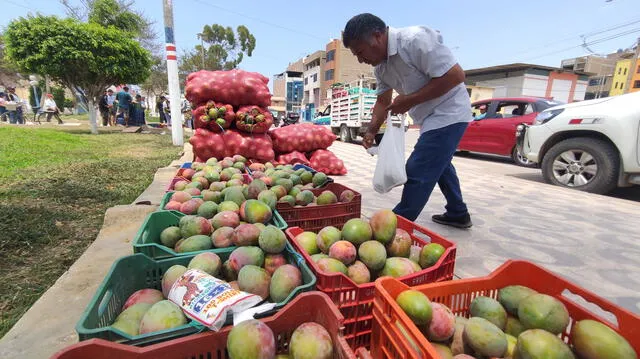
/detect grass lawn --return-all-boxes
[0,125,182,337]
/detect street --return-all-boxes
[328,129,640,314]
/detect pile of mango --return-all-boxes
[293,210,446,284]
[395,285,637,359]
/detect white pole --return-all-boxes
[163,0,184,146]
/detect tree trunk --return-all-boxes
[87,99,98,134]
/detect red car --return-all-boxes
[458,97,564,166]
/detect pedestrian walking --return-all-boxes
[343,13,472,228]
[156,95,166,125]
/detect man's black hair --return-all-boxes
[123,86,129,91]
[342,13,386,48]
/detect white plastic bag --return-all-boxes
[372,113,407,193]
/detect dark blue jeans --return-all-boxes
[393,121,469,221]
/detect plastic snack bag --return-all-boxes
[168,268,262,331]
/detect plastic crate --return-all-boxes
[285,216,456,350]
[276,182,361,232]
[371,260,640,359]
[76,243,316,346]
[133,210,288,259]
[293,163,335,185]
[57,292,355,359]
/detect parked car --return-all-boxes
[458,97,564,166]
[516,91,640,194]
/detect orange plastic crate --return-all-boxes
[52,292,355,359]
[372,260,640,359]
[285,216,456,351]
[276,182,362,232]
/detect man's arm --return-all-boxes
[363,89,392,149]
[387,64,465,114]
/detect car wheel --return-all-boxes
[374,134,383,145]
[541,137,618,194]
[511,147,536,167]
[340,125,352,142]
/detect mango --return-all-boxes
[358,240,387,272]
[264,253,287,275]
[316,226,341,254]
[316,190,338,205]
[211,226,234,248]
[339,189,355,202]
[279,195,296,206]
[122,288,163,310]
[347,260,371,284]
[139,300,187,334]
[211,210,240,229]
[316,257,348,275]
[112,303,152,336]
[271,185,288,199]
[240,199,273,224]
[514,329,575,359]
[159,226,182,248]
[432,343,453,359]
[202,190,223,204]
[247,179,268,199]
[179,215,212,238]
[188,252,221,276]
[396,289,432,325]
[312,172,328,187]
[295,231,319,255]
[258,225,287,254]
[369,209,397,245]
[227,319,276,359]
[380,257,418,278]
[270,264,302,303]
[463,317,507,357]
[451,317,472,356]
[238,265,271,299]
[469,296,507,330]
[232,223,261,246]
[289,322,333,359]
[218,200,240,213]
[518,293,569,335]
[179,199,202,215]
[386,228,412,257]
[175,234,212,253]
[196,201,218,219]
[295,190,315,206]
[505,315,525,337]
[161,264,187,297]
[425,302,455,341]
[311,253,329,262]
[228,246,265,274]
[498,285,537,316]
[170,191,192,203]
[419,243,445,268]
[328,240,357,266]
[341,218,372,246]
[258,190,278,210]
[571,319,637,359]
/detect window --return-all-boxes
[326,50,335,62]
[304,77,308,85]
[471,102,490,119]
[618,67,622,75]
[325,69,334,81]
[614,82,619,89]
[312,73,317,82]
[634,80,640,89]
[495,102,528,118]
[624,68,627,75]
[637,65,640,74]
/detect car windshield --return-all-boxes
[536,100,565,111]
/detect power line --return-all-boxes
[4,0,36,11]
[191,0,326,41]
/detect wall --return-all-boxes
[522,74,549,98]
[322,40,339,93]
[628,58,640,93]
[611,59,632,96]
[273,74,286,98]
[573,80,588,101]
[546,72,579,102]
[475,75,525,98]
[466,86,494,102]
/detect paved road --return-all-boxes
[328,129,640,315]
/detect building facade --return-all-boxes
[302,50,326,120]
[627,56,640,93]
[273,59,305,114]
[465,63,589,103]
[560,53,633,99]
[610,57,632,96]
[321,39,373,105]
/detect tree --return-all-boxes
[60,0,159,54]
[5,15,151,134]
[179,24,256,80]
[141,56,168,104]
[0,33,21,88]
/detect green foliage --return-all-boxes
[141,56,167,98]
[5,15,152,103]
[179,24,256,79]
[63,97,74,109]
[0,33,20,87]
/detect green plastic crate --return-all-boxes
[76,243,316,346]
[134,210,288,259]
[158,192,288,230]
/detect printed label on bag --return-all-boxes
[168,268,262,331]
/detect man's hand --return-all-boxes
[386,94,415,115]
[363,132,375,149]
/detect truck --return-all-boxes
[313,81,404,144]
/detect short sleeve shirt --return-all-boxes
[116,91,132,109]
[374,26,472,133]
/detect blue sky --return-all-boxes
[2,0,640,88]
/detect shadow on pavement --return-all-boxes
[454,151,514,165]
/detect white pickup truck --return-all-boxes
[516,91,640,194]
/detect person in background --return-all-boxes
[98,90,110,126]
[115,86,132,126]
[43,93,63,124]
[0,91,6,120]
[129,94,146,126]
[106,89,116,126]
[156,95,166,125]
[163,97,171,126]
[343,13,472,228]
[474,105,487,120]
[5,86,24,125]
[180,96,192,129]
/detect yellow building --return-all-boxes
[610,58,632,96]
[628,58,640,93]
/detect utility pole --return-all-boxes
[163,0,184,146]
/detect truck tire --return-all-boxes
[340,125,352,143]
[511,146,536,167]
[374,134,383,145]
[541,137,618,194]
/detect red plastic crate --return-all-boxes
[52,292,355,359]
[371,260,640,359]
[285,216,456,351]
[277,183,362,232]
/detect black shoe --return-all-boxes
[432,213,472,229]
